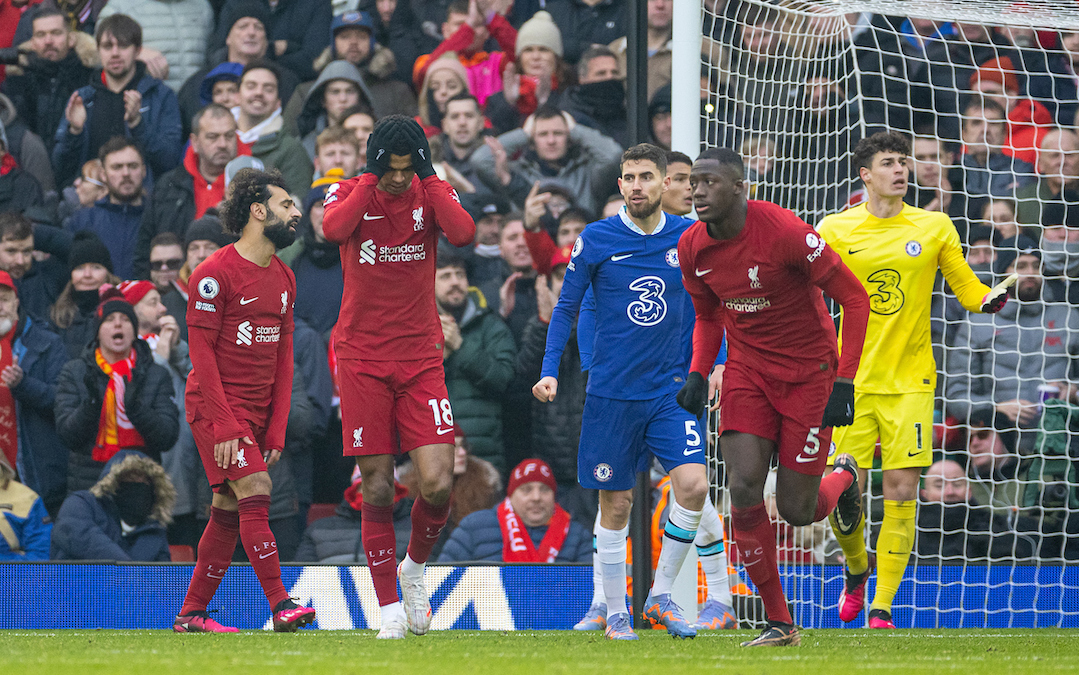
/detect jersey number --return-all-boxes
[914,422,923,450]
[685,421,701,447]
[627,276,668,327]
[867,268,905,315]
[427,398,454,427]
[802,427,821,456]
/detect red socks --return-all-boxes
[813,468,855,522]
[238,495,291,609]
[731,502,792,626]
[179,506,239,616]
[362,502,399,606]
[407,496,450,564]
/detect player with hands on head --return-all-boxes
[677,148,871,647]
[322,115,476,639]
[816,132,1014,631]
[175,168,315,634]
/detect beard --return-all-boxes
[264,210,299,250]
[626,193,662,219]
[0,317,13,337]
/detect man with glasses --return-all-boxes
[147,232,189,340]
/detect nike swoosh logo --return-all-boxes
[239,296,258,305]
[794,455,817,463]
[435,427,453,435]
[907,450,922,457]
[363,212,385,220]
[371,558,391,566]
[848,248,866,255]
[683,448,703,456]
[695,268,712,277]
[258,551,276,559]
[611,253,633,261]
[206,573,224,579]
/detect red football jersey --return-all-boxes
[185,245,296,434]
[321,173,475,361]
[679,201,846,383]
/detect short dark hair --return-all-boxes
[31,7,68,30]
[696,147,744,178]
[852,132,911,172]
[558,207,592,226]
[621,143,667,175]
[961,95,1006,121]
[149,232,182,250]
[241,59,282,89]
[666,150,692,167]
[447,0,469,18]
[436,245,468,273]
[97,136,143,164]
[341,103,375,123]
[191,103,235,135]
[95,13,142,50]
[0,213,32,242]
[577,45,617,80]
[445,92,480,111]
[533,104,565,124]
[219,168,288,235]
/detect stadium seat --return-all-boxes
[169,545,195,562]
[306,503,338,525]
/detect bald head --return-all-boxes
[1037,128,1079,181]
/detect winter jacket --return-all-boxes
[50,450,175,561]
[557,81,629,149]
[516,315,585,487]
[294,493,413,563]
[292,60,376,159]
[439,134,504,209]
[411,14,515,106]
[54,339,180,494]
[0,92,56,194]
[132,162,196,280]
[0,477,51,561]
[98,0,214,93]
[66,198,145,280]
[15,227,67,324]
[52,64,183,186]
[300,42,417,121]
[437,503,592,563]
[211,0,333,82]
[291,237,342,341]
[151,338,202,519]
[542,0,625,65]
[10,316,71,518]
[607,35,671,103]
[955,152,1035,201]
[444,291,517,474]
[0,157,43,214]
[471,125,622,217]
[0,50,94,155]
[250,129,313,198]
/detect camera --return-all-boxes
[1040,482,1070,510]
[0,47,26,67]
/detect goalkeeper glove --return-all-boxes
[980,273,1018,313]
[821,380,855,428]
[676,372,708,418]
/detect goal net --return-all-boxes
[686,0,1079,628]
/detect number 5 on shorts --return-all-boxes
[802,427,821,456]
[428,398,454,428]
[684,420,702,456]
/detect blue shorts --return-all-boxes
[577,393,706,491]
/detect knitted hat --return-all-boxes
[95,286,139,336]
[69,231,114,274]
[185,214,232,251]
[506,458,557,497]
[118,280,155,306]
[993,235,1041,277]
[199,62,245,106]
[516,11,562,58]
[221,1,272,41]
[649,83,672,119]
[424,53,470,89]
[969,56,1020,94]
[966,223,995,246]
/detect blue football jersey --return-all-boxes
[543,209,696,400]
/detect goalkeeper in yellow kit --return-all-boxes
[816,132,1016,629]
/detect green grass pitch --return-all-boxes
[3,629,1076,674]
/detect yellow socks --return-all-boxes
[870,500,916,613]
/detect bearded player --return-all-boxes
[817,132,1014,629]
[676,148,871,647]
[175,168,315,633]
[322,115,475,639]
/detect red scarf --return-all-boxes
[0,154,18,177]
[0,332,17,470]
[497,497,570,563]
[345,478,409,510]
[92,347,145,462]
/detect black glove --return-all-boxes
[821,380,855,428]
[407,124,436,179]
[676,372,708,418]
[364,128,393,178]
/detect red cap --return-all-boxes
[117,280,155,306]
[969,56,1019,94]
[506,458,557,497]
[549,244,573,269]
[0,270,15,294]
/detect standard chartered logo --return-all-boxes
[236,320,253,346]
[360,239,376,265]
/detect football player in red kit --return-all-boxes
[322,116,475,639]
[676,149,871,647]
[175,169,316,633]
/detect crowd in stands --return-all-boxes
[0,0,1077,565]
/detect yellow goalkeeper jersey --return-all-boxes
[817,203,990,394]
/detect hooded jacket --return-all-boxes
[50,450,175,561]
[309,42,417,121]
[294,60,375,158]
[66,197,145,280]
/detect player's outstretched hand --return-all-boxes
[677,372,708,417]
[821,380,855,428]
[407,124,436,179]
[981,272,1018,313]
[532,376,558,402]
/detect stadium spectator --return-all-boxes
[1015,128,1079,227]
[313,126,361,180]
[0,92,55,196]
[955,408,1024,513]
[952,97,1035,202]
[294,468,413,563]
[945,236,1079,452]
[50,450,174,561]
[54,288,179,493]
[967,56,1054,167]
[134,104,246,278]
[472,106,622,217]
[607,0,672,101]
[146,233,188,340]
[59,159,108,224]
[458,201,509,286]
[50,232,120,359]
[416,54,472,138]
[176,214,233,296]
[51,14,183,187]
[291,182,344,340]
[438,458,591,562]
[439,94,500,204]
[485,11,568,134]
[0,7,94,156]
[234,61,313,197]
[97,0,215,93]
[479,217,536,337]
[0,212,66,324]
[0,453,51,561]
[542,0,623,66]
[199,63,244,111]
[559,46,627,148]
[0,115,43,214]
[520,182,585,275]
[66,137,146,280]
[1039,197,1079,304]
[984,198,1020,240]
[291,60,372,160]
[436,247,516,474]
[723,2,800,137]
[211,0,333,83]
[341,104,375,169]
[648,84,671,150]
[1026,30,1079,129]
[903,133,974,239]
[914,458,1036,561]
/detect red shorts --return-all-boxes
[720,362,833,475]
[190,413,268,493]
[338,356,454,456]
